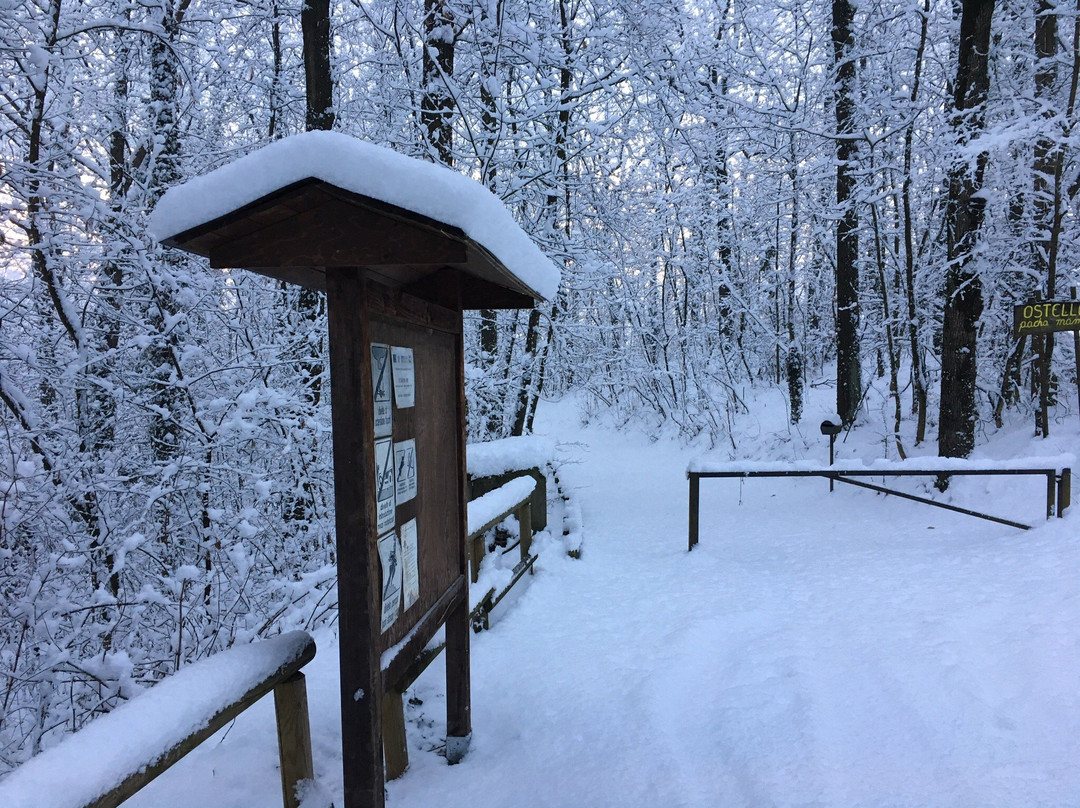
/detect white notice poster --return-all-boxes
[394,439,418,504]
[400,518,419,610]
[391,346,415,409]
[371,343,393,437]
[374,437,396,534]
[378,530,402,632]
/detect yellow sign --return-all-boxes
[1013,300,1080,337]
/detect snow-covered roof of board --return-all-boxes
[149,131,560,307]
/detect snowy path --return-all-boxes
[123,413,1080,808]
[392,425,1080,808]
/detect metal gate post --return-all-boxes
[688,473,700,551]
[1058,468,1072,517]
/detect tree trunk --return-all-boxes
[832,0,861,424]
[904,0,931,444]
[422,0,455,165]
[478,7,502,437]
[302,0,335,132]
[1033,0,1057,436]
[786,139,803,425]
[938,0,995,458]
[269,0,284,139]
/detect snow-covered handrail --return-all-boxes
[467,475,536,538]
[466,436,555,479]
[0,631,318,808]
[382,476,541,780]
[467,475,537,585]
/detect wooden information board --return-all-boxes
[157,164,549,808]
[327,276,471,808]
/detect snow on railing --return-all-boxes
[467,475,536,538]
[0,631,319,808]
[466,435,555,479]
[466,475,539,634]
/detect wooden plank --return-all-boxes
[488,555,537,615]
[211,196,468,270]
[381,689,409,781]
[469,588,496,633]
[403,267,463,311]
[468,495,532,542]
[463,241,546,301]
[380,576,466,693]
[459,276,536,310]
[221,265,328,292]
[394,642,447,695]
[468,554,537,633]
[365,279,461,334]
[162,179,330,257]
[326,270,385,808]
[274,672,315,808]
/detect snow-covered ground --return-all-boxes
[115,393,1080,807]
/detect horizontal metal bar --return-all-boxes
[686,465,1063,548]
[689,468,1058,480]
[831,475,1031,530]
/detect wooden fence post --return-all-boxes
[516,501,533,563]
[470,533,484,583]
[274,672,315,808]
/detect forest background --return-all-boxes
[1,0,1078,774]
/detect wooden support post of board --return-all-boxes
[445,597,472,762]
[382,689,409,781]
[445,318,472,765]
[1059,468,1071,517]
[688,473,700,551]
[1046,471,1056,520]
[326,271,385,808]
[274,672,315,808]
[515,500,532,563]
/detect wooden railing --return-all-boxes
[382,474,541,780]
[0,632,319,808]
[466,474,538,631]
